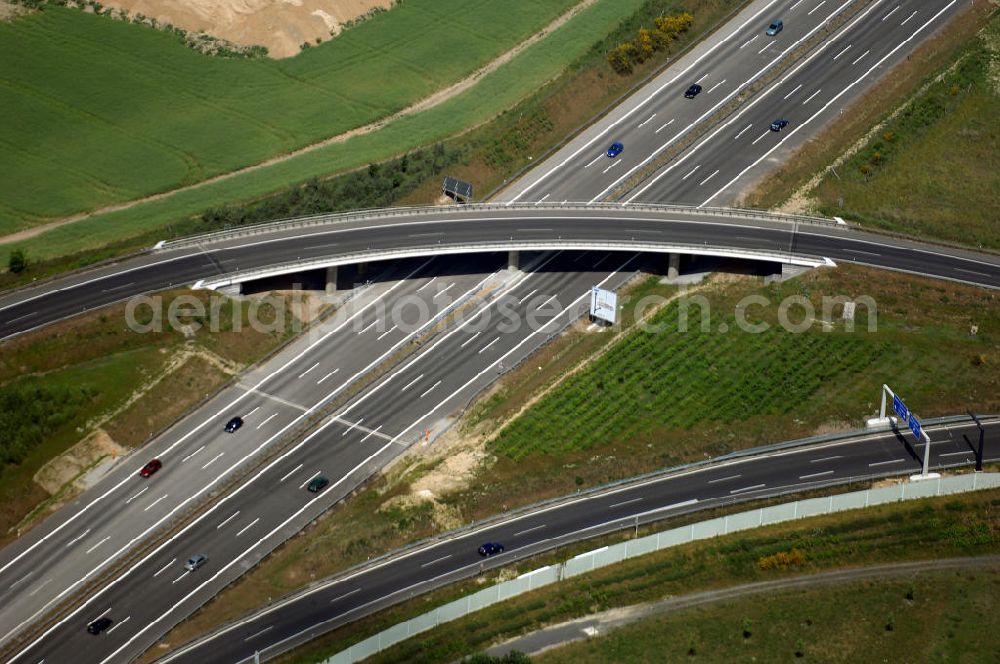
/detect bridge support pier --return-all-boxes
[325,265,338,295]
[667,253,680,279]
[507,250,520,271]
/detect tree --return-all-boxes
[8,248,27,274]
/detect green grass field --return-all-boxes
[0,0,582,231]
[538,570,999,663]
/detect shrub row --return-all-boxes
[607,12,693,75]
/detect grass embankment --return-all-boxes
[537,569,999,663]
[0,289,312,543]
[295,487,1000,663]
[743,2,1000,249]
[0,0,739,278]
[0,0,579,231]
[146,266,999,658]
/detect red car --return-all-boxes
[139,458,162,478]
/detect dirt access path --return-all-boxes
[486,555,1000,658]
[0,0,597,247]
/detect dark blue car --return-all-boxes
[478,542,505,556]
[770,119,789,132]
[606,142,624,158]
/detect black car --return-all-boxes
[770,118,789,132]
[87,617,113,635]
[478,542,505,557]
[684,84,702,98]
[224,416,243,433]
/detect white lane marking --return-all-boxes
[65,529,92,548]
[783,83,802,99]
[125,487,149,505]
[244,625,273,642]
[6,311,36,323]
[27,579,52,597]
[654,120,674,134]
[869,458,904,467]
[503,0,785,204]
[752,130,770,145]
[416,277,436,293]
[609,497,643,509]
[707,474,741,484]
[100,282,135,293]
[376,324,398,341]
[478,336,501,354]
[882,5,899,21]
[584,154,604,168]
[298,472,323,490]
[602,160,622,175]
[279,464,303,483]
[695,73,710,84]
[851,49,870,65]
[810,455,842,463]
[153,559,176,578]
[698,1,960,208]
[435,282,455,297]
[143,494,169,511]
[329,588,361,604]
[401,374,425,391]
[341,418,364,436]
[730,483,766,494]
[201,452,225,470]
[758,41,773,55]
[8,571,34,590]
[939,450,972,457]
[180,445,205,463]
[518,289,539,305]
[808,0,826,15]
[681,165,701,180]
[236,518,260,537]
[799,470,835,480]
[802,89,822,104]
[707,79,727,94]
[85,537,110,555]
[407,232,443,238]
[246,406,260,418]
[420,554,452,568]
[106,616,130,634]
[900,9,917,25]
[734,124,753,139]
[789,0,804,9]
[216,511,240,530]
[358,320,378,335]
[699,169,720,186]
[172,572,189,585]
[638,113,656,128]
[512,524,547,537]
[956,268,990,277]
[832,43,852,60]
[740,35,759,49]
[360,426,383,443]
[534,194,551,206]
[419,381,442,399]
[255,413,278,430]
[317,368,339,384]
[853,249,881,257]
[297,363,318,379]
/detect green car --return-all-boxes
[307,476,329,493]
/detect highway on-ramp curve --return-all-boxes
[2,206,999,341]
[158,417,999,664]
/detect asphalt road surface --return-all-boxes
[0,255,501,647]
[157,418,998,664]
[2,208,999,342]
[628,0,958,205]
[7,252,642,664]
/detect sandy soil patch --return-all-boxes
[1,0,27,21]
[99,0,393,58]
[33,428,125,495]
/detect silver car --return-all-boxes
[184,554,208,571]
[766,19,783,36]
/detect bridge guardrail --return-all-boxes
[155,203,841,252]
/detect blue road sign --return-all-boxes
[892,394,909,423]
[909,416,922,440]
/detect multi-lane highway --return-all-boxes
[0,256,503,645]
[157,417,998,664]
[498,0,959,206]
[6,251,643,664]
[2,206,999,342]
